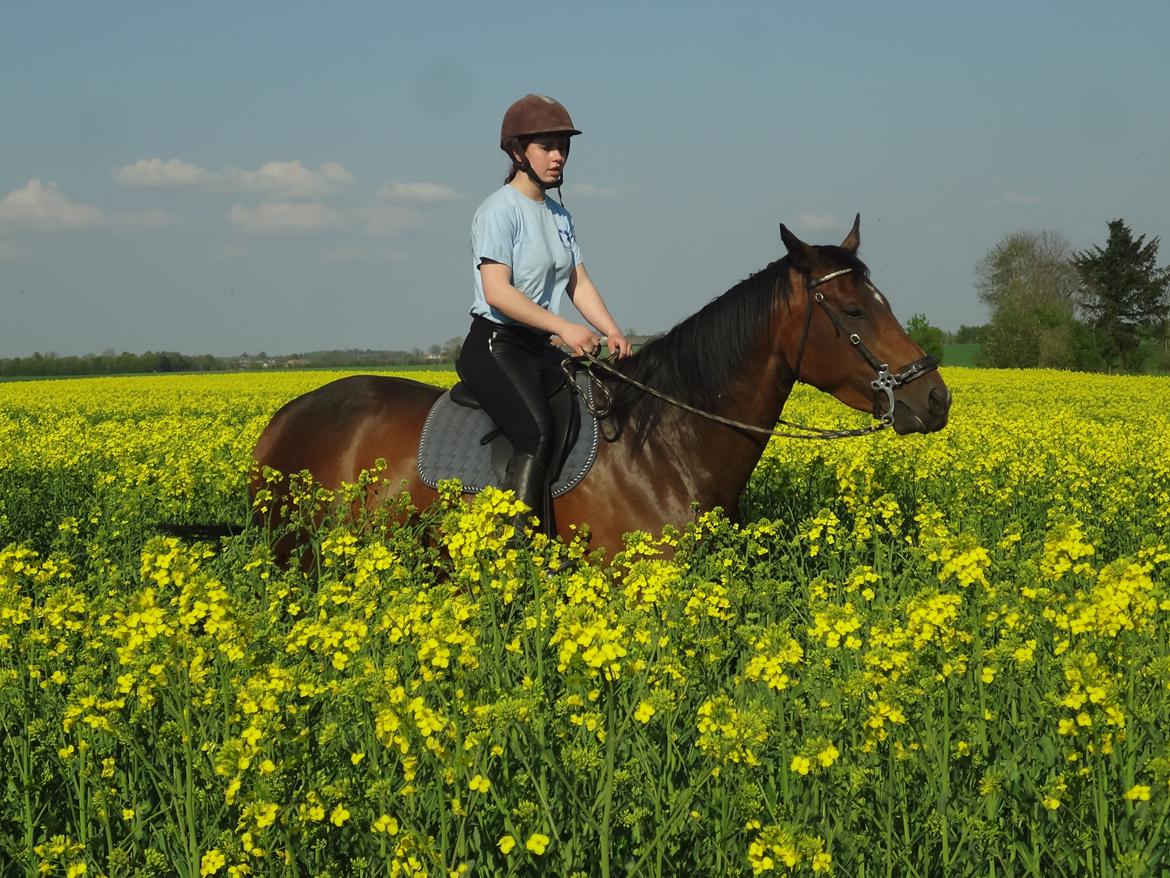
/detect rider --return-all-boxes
[455,93,631,537]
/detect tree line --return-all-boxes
[0,340,467,378]
[963,219,1168,372]
[0,350,225,378]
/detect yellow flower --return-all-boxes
[469,774,491,793]
[817,744,840,768]
[497,835,516,855]
[200,849,226,876]
[351,752,365,765]
[372,814,399,835]
[66,865,87,878]
[330,804,350,826]
[1124,785,1151,802]
[812,851,833,872]
[790,755,812,776]
[253,803,278,829]
[634,701,655,724]
[525,833,550,855]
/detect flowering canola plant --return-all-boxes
[2,367,1170,876]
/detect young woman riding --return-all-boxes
[455,93,631,535]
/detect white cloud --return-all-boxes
[0,179,107,230]
[114,158,355,199]
[376,181,461,203]
[114,158,211,188]
[794,212,840,232]
[562,182,626,200]
[988,191,1042,207]
[229,201,340,235]
[230,160,354,199]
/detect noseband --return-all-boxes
[792,268,939,425]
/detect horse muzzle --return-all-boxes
[891,385,951,434]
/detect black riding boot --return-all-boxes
[501,452,549,540]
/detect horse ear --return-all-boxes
[840,213,861,253]
[780,223,816,271]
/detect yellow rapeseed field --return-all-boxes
[1,367,1169,877]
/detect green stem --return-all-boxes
[600,694,615,878]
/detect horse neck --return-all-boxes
[636,317,797,508]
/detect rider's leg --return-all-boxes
[456,319,560,535]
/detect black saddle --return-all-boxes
[417,371,600,497]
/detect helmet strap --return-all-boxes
[516,158,563,192]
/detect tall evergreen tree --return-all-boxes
[1073,219,1170,370]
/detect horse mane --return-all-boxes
[604,246,869,447]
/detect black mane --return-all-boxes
[603,247,870,447]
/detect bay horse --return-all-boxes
[251,216,950,559]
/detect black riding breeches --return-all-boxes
[455,316,567,467]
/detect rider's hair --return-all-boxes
[502,136,526,184]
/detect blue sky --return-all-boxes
[2,1,1167,357]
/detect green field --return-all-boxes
[2,368,1169,876]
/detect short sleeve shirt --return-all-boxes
[470,185,582,325]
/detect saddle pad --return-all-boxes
[417,374,599,498]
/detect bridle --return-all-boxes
[793,267,939,426]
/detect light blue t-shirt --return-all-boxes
[469,185,583,326]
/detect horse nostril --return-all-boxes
[928,387,950,416]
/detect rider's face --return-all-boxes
[522,136,570,183]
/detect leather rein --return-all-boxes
[567,267,939,441]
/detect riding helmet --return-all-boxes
[500,94,581,149]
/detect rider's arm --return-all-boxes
[567,264,632,358]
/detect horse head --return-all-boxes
[778,215,951,434]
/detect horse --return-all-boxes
[251,216,950,560]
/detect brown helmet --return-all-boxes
[499,94,581,149]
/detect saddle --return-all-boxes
[417,370,600,497]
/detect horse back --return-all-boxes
[252,374,442,504]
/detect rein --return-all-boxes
[564,266,939,442]
[570,352,887,440]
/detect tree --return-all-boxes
[974,230,1084,368]
[1073,219,1170,371]
[951,324,988,344]
[975,230,1081,312]
[905,313,945,363]
[977,299,1103,371]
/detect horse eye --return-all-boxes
[844,308,864,319]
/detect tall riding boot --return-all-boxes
[501,452,549,540]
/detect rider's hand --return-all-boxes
[606,331,633,360]
[559,323,601,357]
